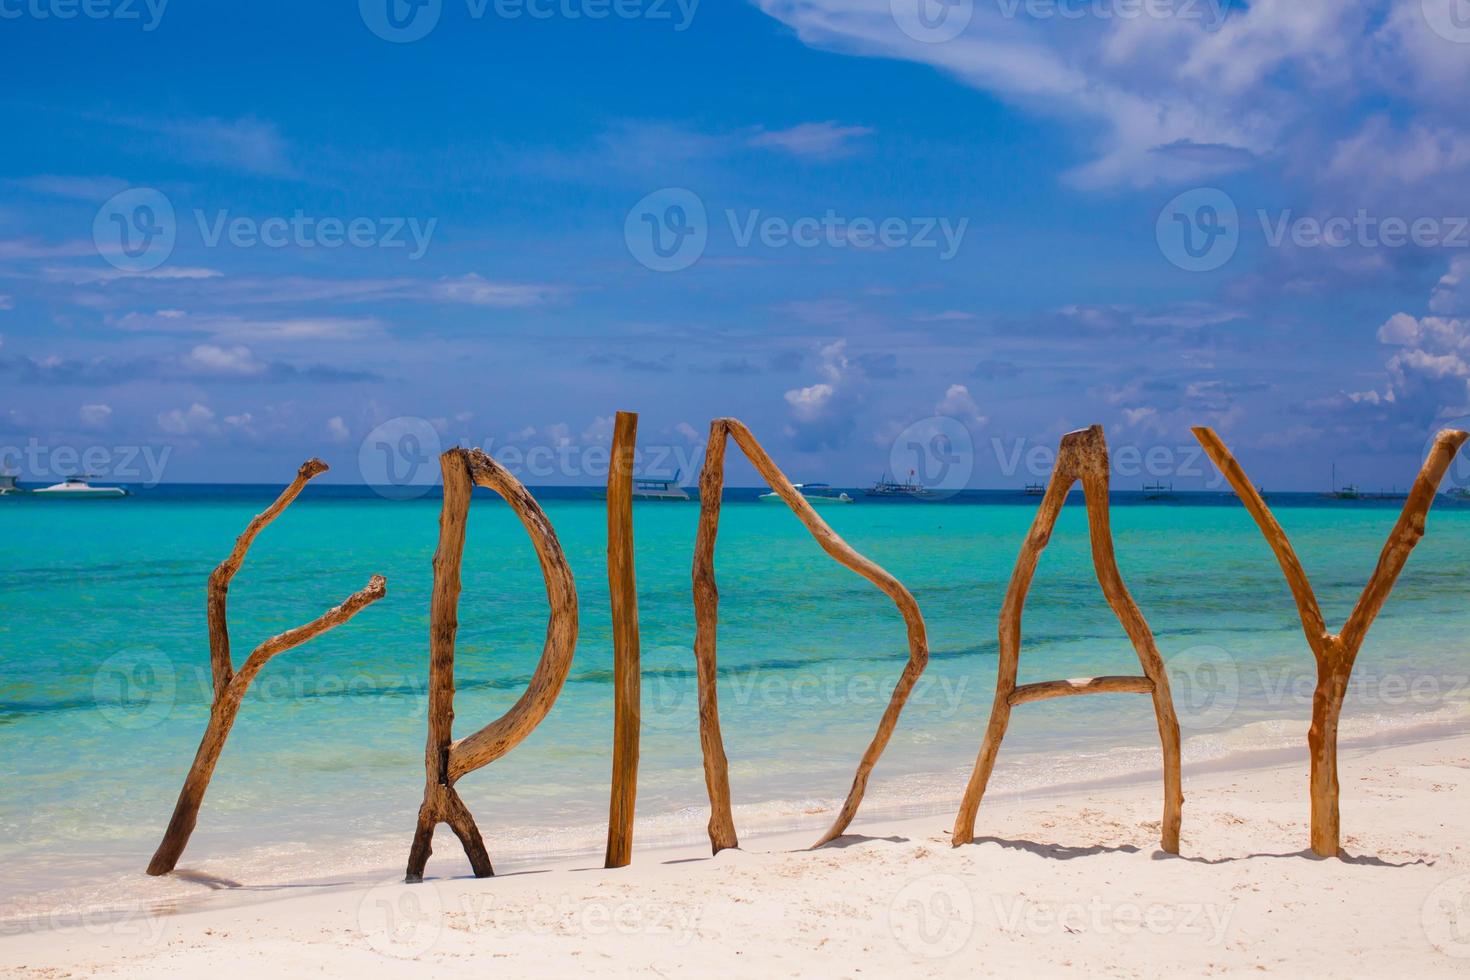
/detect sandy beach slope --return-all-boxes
[4,733,1469,978]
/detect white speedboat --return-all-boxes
[31,476,129,498]
[591,470,692,502]
[759,483,854,506]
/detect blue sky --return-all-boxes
[3,0,1470,490]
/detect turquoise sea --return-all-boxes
[3,486,1469,915]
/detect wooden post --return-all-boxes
[406,447,578,882]
[604,411,641,869]
[1192,425,1468,857]
[147,460,387,876]
[692,418,930,853]
[952,426,1184,854]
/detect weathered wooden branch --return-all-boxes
[952,425,1184,854]
[1193,425,1469,857]
[604,411,641,869]
[147,460,387,876]
[1009,675,1154,706]
[693,418,930,853]
[406,447,578,883]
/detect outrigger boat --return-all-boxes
[864,470,933,499]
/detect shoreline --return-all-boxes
[5,728,1468,976]
[6,712,1467,930]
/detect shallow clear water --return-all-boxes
[2,487,1468,910]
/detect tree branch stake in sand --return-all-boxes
[147,460,387,876]
[952,425,1185,854]
[1193,425,1469,857]
[604,411,641,869]
[693,418,930,853]
[406,448,579,883]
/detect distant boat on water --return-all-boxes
[865,470,934,499]
[1143,482,1174,500]
[29,475,129,498]
[759,483,854,506]
[0,473,22,496]
[1328,463,1361,500]
[1024,483,1046,496]
[591,470,692,502]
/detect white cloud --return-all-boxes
[326,417,351,443]
[157,403,218,437]
[784,382,837,420]
[751,0,1465,194]
[748,121,874,158]
[675,421,700,441]
[78,404,112,429]
[0,295,10,310]
[936,383,986,427]
[113,311,384,342]
[182,344,267,376]
[7,174,130,201]
[427,274,566,308]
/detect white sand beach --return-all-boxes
[5,731,1468,978]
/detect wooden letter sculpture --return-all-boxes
[604,411,641,869]
[405,448,578,882]
[952,426,1184,853]
[148,460,387,875]
[693,418,930,853]
[1193,426,1469,857]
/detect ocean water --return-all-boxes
[2,486,1469,915]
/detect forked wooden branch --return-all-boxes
[147,460,387,876]
[951,425,1184,854]
[1192,425,1468,857]
[405,447,578,883]
[693,418,930,854]
[604,411,641,869]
